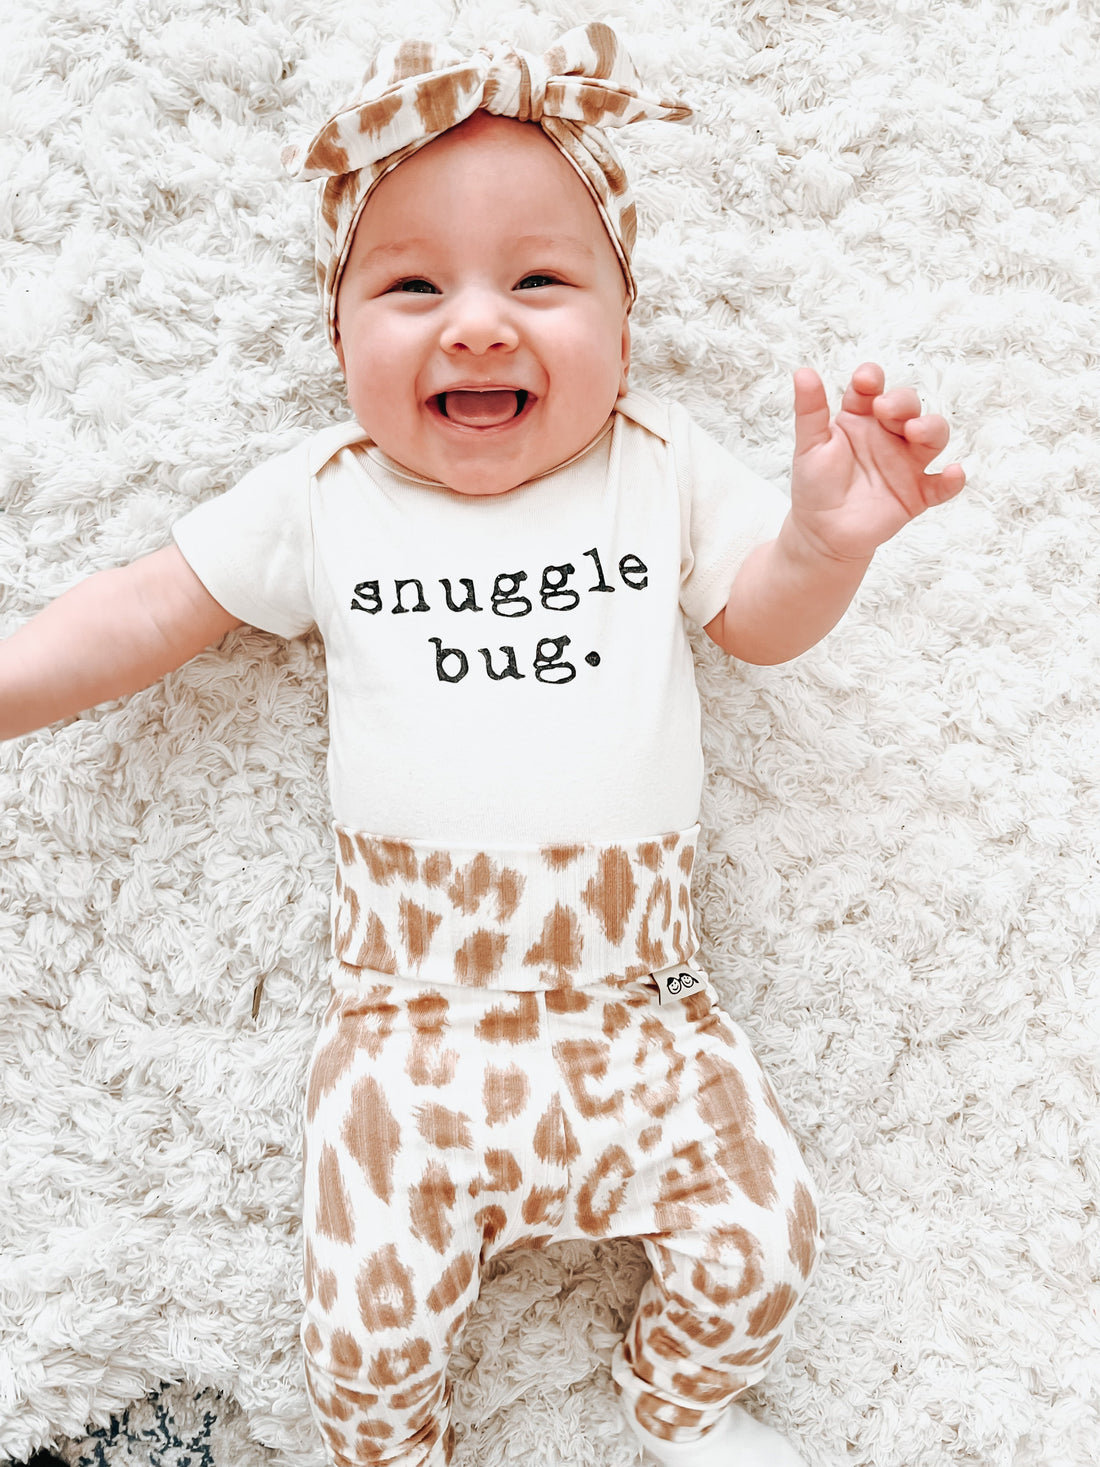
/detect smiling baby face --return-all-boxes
[333,112,631,497]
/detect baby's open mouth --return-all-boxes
[436,389,529,427]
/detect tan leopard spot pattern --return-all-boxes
[600,997,633,1038]
[367,1337,433,1388]
[329,1330,365,1376]
[302,828,821,1460]
[694,1052,778,1210]
[468,1148,522,1197]
[342,1074,401,1203]
[409,1158,457,1255]
[355,90,404,143]
[398,898,443,969]
[393,40,435,84]
[634,1390,706,1441]
[582,845,636,943]
[331,826,699,989]
[788,1179,820,1279]
[509,1229,555,1252]
[668,1366,733,1405]
[426,1250,476,1314]
[307,1020,370,1123]
[664,1309,734,1352]
[448,853,523,920]
[645,1323,697,1361]
[317,1143,356,1244]
[629,1014,686,1119]
[522,1182,570,1225]
[455,928,508,984]
[475,992,540,1044]
[545,985,593,1016]
[483,1063,529,1124]
[415,67,476,134]
[575,1142,635,1233]
[657,1139,730,1214]
[357,1245,416,1332]
[555,1036,624,1119]
[475,1203,507,1247]
[406,1030,458,1090]
[319,1272,339,1314]
[532,1092,580,1167]
[414,1102,473,1151]
[746,1282,799,1338]
[694,1224,764,1303]
[523,902,584,981]
[421,851,452,888]
[719,1339,781,1370]
[761,1073,797,1136]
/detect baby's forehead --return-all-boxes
[417,111,574,174]
[364,114,607,227]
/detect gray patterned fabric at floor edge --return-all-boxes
[3,1387,269,1467]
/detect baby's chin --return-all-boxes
[431,460,553,498]
[374,433,584,498]
[378,458,544,497]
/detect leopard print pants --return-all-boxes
[300,828,821,1466]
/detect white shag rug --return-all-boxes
[2,0,1098,1464]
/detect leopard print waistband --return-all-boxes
[330,824,700,989]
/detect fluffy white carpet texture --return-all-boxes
[1,0,1098,1463]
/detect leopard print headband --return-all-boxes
[281,22,691,352]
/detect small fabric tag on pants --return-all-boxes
[650,963,707,1004]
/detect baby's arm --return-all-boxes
[0,545,244,741]
[706,363,965,665]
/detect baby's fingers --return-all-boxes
[840,362,885,413]
[901,412,951,457]
[872,387,925,434]
[792,367,832,455]
[873,389,951,458]
[923,462,967,505]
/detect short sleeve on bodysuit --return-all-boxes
[171,438,317,639]
[668,401,790,629]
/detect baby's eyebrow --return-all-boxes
[357,233,597,271]
[360,238,435,266]
[514,233,596,258]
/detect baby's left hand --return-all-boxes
[789,363,966,562]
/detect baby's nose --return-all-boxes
[439,288,520,355]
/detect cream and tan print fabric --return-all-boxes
[302,963,820,1466]
[330,825,700,990]
[281,22,692,351]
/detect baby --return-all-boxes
[0,23,964,1467]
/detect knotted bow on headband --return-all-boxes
[281,22,691,352]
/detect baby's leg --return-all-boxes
[300,970,501,1467]
[546,975,822,1447]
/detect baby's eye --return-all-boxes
[516,274,560,290]
[391,278,438,294]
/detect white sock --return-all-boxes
[622,1400,808,1466]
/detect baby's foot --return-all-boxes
[622,1401,807,1466]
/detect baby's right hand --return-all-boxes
[0,546,243,741]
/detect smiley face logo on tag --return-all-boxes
[650,964,706,1004]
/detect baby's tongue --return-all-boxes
[442,389,519,427]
